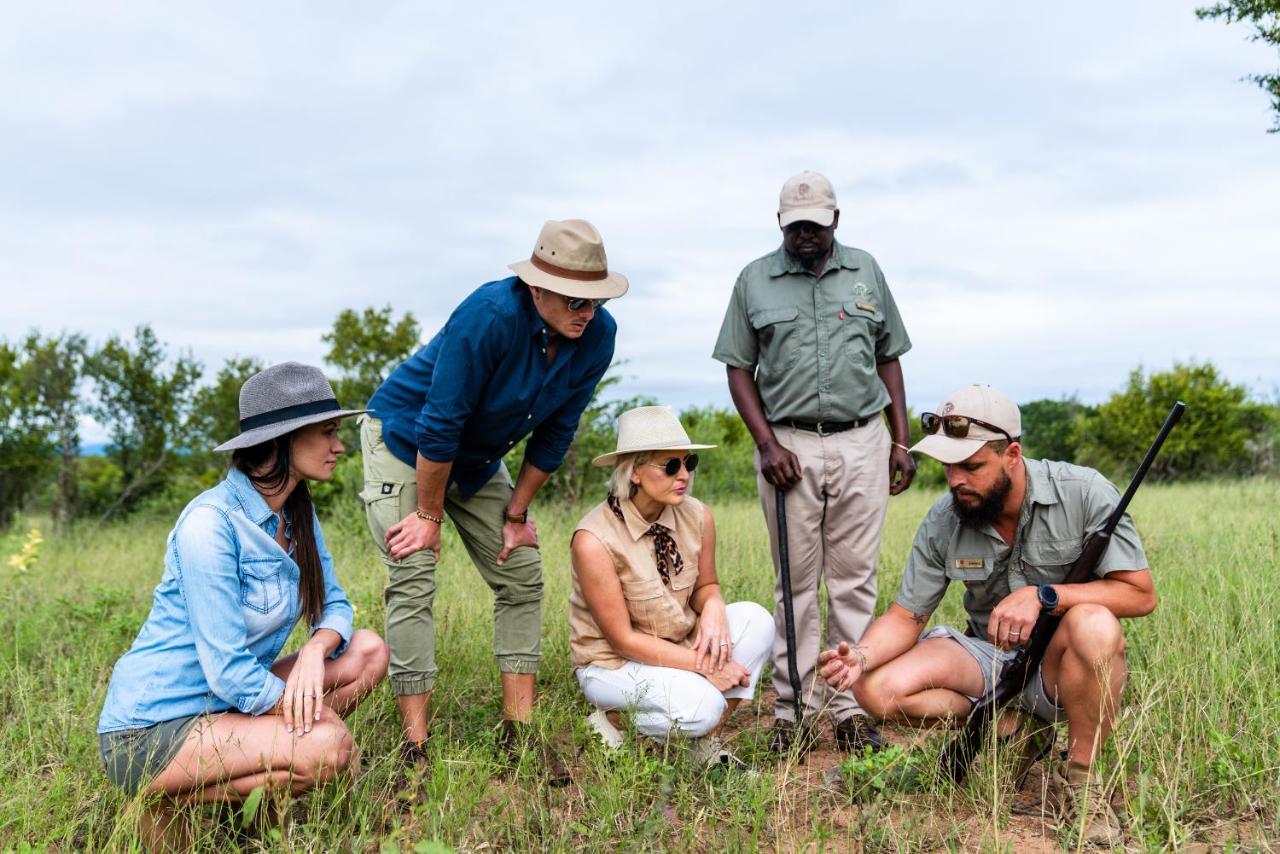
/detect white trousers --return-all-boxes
[575,601,774,738]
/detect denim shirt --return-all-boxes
[97,468,354,733]
[367,277,616,498]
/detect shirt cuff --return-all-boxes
[242,672,286,716]
[711,351,755,370]
[313,614,353,659]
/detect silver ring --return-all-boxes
[718,642,729,647]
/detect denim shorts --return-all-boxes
[99,714,202,795]
[922,625,1066,723]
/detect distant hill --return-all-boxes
[80,443,109,457]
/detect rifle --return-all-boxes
[940,401,1185,784]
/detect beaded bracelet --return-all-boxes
[415,508,444,524]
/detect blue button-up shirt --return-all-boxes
[368,277,616,498]
[98,468,354,733]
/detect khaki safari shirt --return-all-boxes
[896,459,1148,642]
[569,495,706,670]
[712,242,911,423]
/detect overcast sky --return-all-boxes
[3,2,1278,442]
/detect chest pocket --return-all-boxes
[749,306,802,376]
[1021,538,1082,584]
[837,302,883,371]
[945,559,994,585]
[241,558,285,614]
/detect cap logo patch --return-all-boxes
[797,183,810,197]
[942,401,955,414]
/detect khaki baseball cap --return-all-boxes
[910,385,1022,464]
[778,171,837,227]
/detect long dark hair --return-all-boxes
[232,432,324,628]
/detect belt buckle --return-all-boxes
[814,421,826,436]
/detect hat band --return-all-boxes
[529,254,608,281]
[240,398,341,432]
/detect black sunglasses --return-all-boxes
[565,295,609,312]
[920,412,1014,443]
[648,454,699,477]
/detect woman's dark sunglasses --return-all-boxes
[564,296,609,312]
[648,454,699,477]
[920,412,1014,443]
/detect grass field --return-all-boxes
[1,480,1277,851]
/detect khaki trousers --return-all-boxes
[360,416,542,697]
[756,418,890,722]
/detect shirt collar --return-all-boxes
[767,241,860,278]
[618,494,679,541]
[1021,458,1059,507]
[226,467,275,526]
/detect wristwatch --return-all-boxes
[1037,584,1060,613]
[505,508,528,524]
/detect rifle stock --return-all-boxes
[941,401,1185,784]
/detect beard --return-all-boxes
[949,470,1013,529]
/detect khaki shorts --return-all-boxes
[922,625,1066,723]
[99,714,206,796]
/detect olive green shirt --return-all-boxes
[896,458,1149,642]
[712,242,911,423]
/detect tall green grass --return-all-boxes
[0,481,1276,850]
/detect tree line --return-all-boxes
[2,309,1276,532]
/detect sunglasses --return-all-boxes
[920,412,1014,443]
[647,454,699,477]
[564,295,609,312]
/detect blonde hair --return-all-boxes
[608,450,697,499]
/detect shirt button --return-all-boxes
[509,440,515,446]
[527,414,532,420]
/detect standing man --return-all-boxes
[362,219,627,781]
[712,171,915,754]
[819,385,1155,846]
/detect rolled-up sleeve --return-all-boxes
[310,518,354,658]
[416,303,504,463]
[894,509,950,617]
[171,506,285,716]
[711,275,758,370]
[524,336,615,473]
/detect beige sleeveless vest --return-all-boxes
[568,495,705,669]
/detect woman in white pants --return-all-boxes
[568,406,774,762]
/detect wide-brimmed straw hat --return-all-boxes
[591,405,715,468]
[508,219,630,300]
[213,362,369,452]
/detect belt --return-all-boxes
[782,417,871,435]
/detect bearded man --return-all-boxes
[818,384,1156,846]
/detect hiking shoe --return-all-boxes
[586,708,624,750]
[498,720,572,787]
[833,715,885,753]
[1045,760,1123,848]
[766,718,818,757]
[393,738,431,797]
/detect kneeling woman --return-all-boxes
[569,405,773,755]
[97,363,389,835]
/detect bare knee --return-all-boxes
[853,668,896,720]
[350,629,389,680]
[1062,604,1125,662]
[291,710,353,786]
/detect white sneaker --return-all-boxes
[586,708,624,750]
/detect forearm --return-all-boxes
[508,459,553,516]
[1052,576,1156,618]
[610,629,703,672]
[415,454,453,515]
[689,583,723,614]
[875,358,910,444]
[856,606,929,671]
[726,366,778,449]
[304,628,343,658]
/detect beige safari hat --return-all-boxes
[592,405,716,468]
[911,385,1022,464]
[508,218,630,300]
[778,170,838,227]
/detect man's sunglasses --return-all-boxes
[647,454,699,477]
[920,412,1014,444]
[564,295,609,312]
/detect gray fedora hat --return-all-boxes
[213,362,369,453]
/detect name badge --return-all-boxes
[954,558,985,569]
[856,303,878,313]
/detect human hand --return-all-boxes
[386,512,442,561]
[496,518,539,565]
[818,641,867,693]
[690,598,732,673]
[705,660,750,692]
[888,446,916,495]
[279,640,327,735]
[759,439,802,490]
[988,586,1040,650]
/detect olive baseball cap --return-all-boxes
[778,170,837,227]
[910,385,1022,464]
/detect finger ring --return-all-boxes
[719,642,729,647]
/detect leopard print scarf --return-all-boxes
[608,494,684,585]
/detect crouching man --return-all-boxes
[819,385,1156,846]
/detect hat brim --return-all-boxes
[909,433,987,465]
[778,208,836,228]
[213,408,370,453]
[592,443,716,469]
[508,260,630,300]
